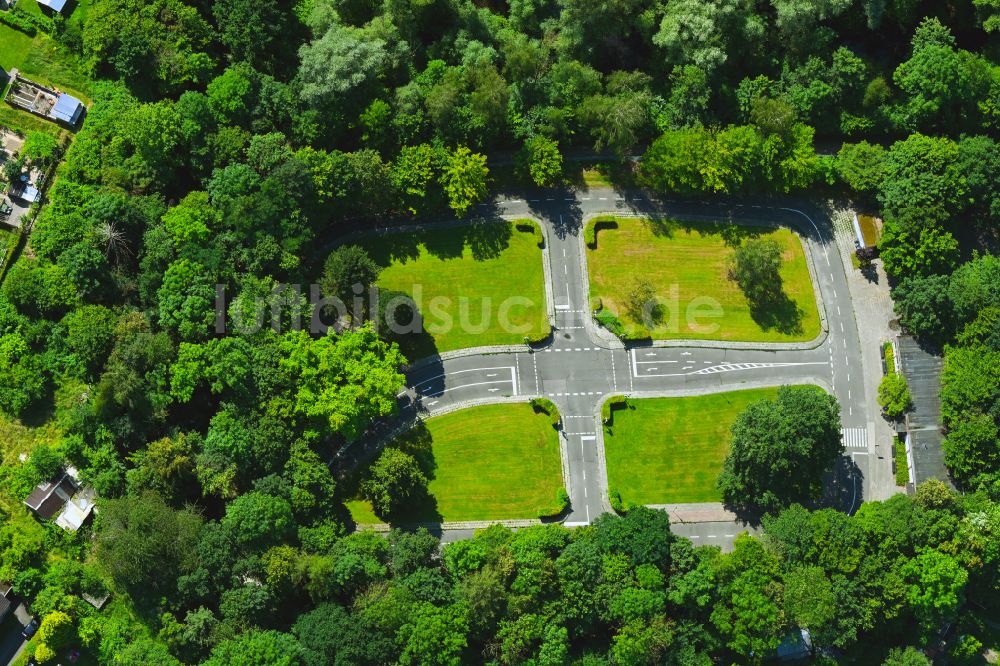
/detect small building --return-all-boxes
[852,213,880,261]
[10,181,40,203]
[50,93,83,124]
[24,473,97,531]
[36,0,68,10]
[24,474,78,520]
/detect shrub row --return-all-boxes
[530,397,561,429]
[537,488,570,518]
[601,395,627,425]
[584,216,618,249]
[594,307,625,338]
[883,341,896,376]
[515,220,544,248]
[894,437,909,486]
[0,7,54,36]
[609,487,637,514]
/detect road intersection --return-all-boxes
[346,187,884,546]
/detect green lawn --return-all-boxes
[362,220,549,359]
[349,403,565,523]
[604,388,781,505]
[0,26,35,72]
[587,217,821,342]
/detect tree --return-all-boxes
[204,630,304,666]
[363,448,428,519]
[439,147,489,217]
[771,0,852,50]
[33,610,74,663]
[943,413,999,487]
[62,305,118,380]
[901,549,968,639]
[783,566,836,642]
[397,602,469,666]
[892,274,955,344]
[157,259,217,341]
[653,0,761,74]
[212,0,286,67]
[883,647,931,666]
[162,191,219,245]
[0,333,49,418]
[878,134,965,227]
[728,238,783,306]
[221,492,295,549]
[878,220,959,280]
[878,374,912,419]
[298,22,388,106]
[319,245,380,310]
[277,325,405,441]
[640,128,714,194]
[717,386,842,511]
[518,136,563,187]
[20,131,60,165]
[95,491,203,590]
[836,141,885,193]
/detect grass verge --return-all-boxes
[604,388,782,505]
[362,220,549,359]
[586,217,821,343]
[349,403,565,523]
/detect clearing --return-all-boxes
[604,388,781,505]
[362,219,549,359]
[586,217,821,342]
[348,402,565,523]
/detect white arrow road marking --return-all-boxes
[486,373,497,377]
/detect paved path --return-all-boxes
[340,188,880,550]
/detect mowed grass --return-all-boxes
[349,403,565,523]
[587,218,821,342]
[362,220,549,359]
[604,388,781,505]
[0,26,35,71]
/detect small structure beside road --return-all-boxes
[896,335,953,491]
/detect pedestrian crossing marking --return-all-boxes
[841,427,867,450]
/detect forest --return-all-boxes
[0,0,998,662]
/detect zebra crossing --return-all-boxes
[841,427,868,450]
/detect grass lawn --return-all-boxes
[348,403,565,523]
[587,217,821,342]
[362,220,549,359]
[604,388,781,505]
[0,26,35,72]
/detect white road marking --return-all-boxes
[580,435,596,441]
[513,357,519,396]
[555,304,570,310]
[583,470,586,479]
[584,486,588,498]
[630,349,638,377]
[488,388,499,392]
[486,373,497,377]
[428,400,439,406]
[635,361,829,378]
[635,359,676,364]
[412,366,515,389]
[841,427,867,449]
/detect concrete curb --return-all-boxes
[578,209,831,352]
[405,345,530,373]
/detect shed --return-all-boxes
[55,486,97,532]
[36,0,68,12]
[11,182,39,203]
[24,474,77,520]
[49,92,83,124]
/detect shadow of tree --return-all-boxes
[747,289,805,336]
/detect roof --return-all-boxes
[55,487,97,532]
[24,474,77,520]
[49,93,82,124]
[897,336,954,488]
[36,0,67,12]
[11,183,39,203]
[0,594,10,622]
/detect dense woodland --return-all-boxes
[0,0,999,662]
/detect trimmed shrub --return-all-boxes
[894,437,909,486]
[515,220,544,248]
[883,341,896,376]
[538,488,570,518]
[601,395,628,425]
[594,307,625,338]
[878,373,912,419]
[530,397,561,429]
[585,216,618,249]
[609,487,635,514]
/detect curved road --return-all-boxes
[343,188,876,542]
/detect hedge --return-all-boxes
[530,397,561,429]
[0,7,55,36]
[883,341,896,376]
[895,437,909,486]
[515,220,545,248]
[601,395,628,425]
[585,216,618,249]
[609,487,636,514]
[594,307,625,338]
[537,488,570,518]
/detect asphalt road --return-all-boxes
[350,187,874,547]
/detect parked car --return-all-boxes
[21,617,39,639]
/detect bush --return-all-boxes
[0,8,55,36]
[585,216,618,249]
[594,307,625,338]
[609,487,635,514]
[530,397,561,429]
[895,438,910,486]
[601,395,628,425]
[879,373,912,419]
[537,488,570,518]
[515,220,544,248]
[884,341,896,375]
